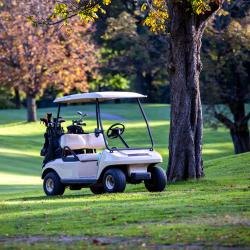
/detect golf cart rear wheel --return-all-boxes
[144,166,167,192]
[90,184,104,194]
[103,168,126,193]
[43,172,65,196]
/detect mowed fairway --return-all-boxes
[0,104,249,249]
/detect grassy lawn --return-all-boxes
[0,104,249,249]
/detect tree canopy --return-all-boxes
[0,0,99,121]
[30,0,223,32]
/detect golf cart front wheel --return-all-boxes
[103,168,126,193]
[43,172,65,196]
[144,166,167,192]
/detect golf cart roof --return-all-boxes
[54,91,147,104]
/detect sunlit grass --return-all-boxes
[0,104,249,248]
[0,173,41,185]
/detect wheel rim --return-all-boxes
[46,178,54,193]
[105,175,115,190]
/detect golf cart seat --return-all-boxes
[81,133,106,149]
[60,133,105,150]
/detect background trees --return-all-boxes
[0,0,98,121]
[0,0,52,121]
[93,1,169,102]
[201,1,250,153]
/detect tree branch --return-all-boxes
[214,112,234,130]
[242,112,250,125]
[38,13,78,26]
[35,0,103,27]
[197,0,224,29]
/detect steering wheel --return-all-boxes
[107,123,125,139]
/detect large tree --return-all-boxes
[0,0,98,121]
[33,0,223,181]
[165,0,223,181]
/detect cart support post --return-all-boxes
[56,104,61,119]
[137,98,154,150]
[56,104,61,127]
[96,100,111,151]
[95,99,99,129]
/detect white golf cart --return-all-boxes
[40,92,167,196]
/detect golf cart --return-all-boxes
[40,92,167,196]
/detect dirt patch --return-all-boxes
[157,243,250,249]
[0,235,144,246]
[0,236,248,249]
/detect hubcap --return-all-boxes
[105,175,115,190]
[46,178,54,193]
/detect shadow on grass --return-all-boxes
[3,188,248,225]
[4,177,228,202]
[7,193,94,202]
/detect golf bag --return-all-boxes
[40,113,64,165]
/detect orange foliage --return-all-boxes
[0,0,99,97]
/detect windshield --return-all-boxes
[59,103,97,134]
[59,99,153,150]
[99,100,153,150]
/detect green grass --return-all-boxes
[0,104,249,249]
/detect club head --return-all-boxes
[77,111,83,116]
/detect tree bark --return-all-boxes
[135,70,146,94]
[166,1,222,181]
[135,70,156,102]
[144,72,157,102]
[215,109,250,154]
[230,128,250,154]
[14,87,21,109]
[229,103,250,154]
[26,94,37,122]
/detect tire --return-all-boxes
[103,168,126,193]
[145,166,167,192]
[43,172,65,196]
[90,184,104,194]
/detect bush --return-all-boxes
[0,87,16,109]
[0,94,15,109]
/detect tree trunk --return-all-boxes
[167,4,209,181]
[214,110,250,154]
[230,128,250,154]
[167,1,223,181]
[26,94,37,122]
[14,87,21,109]
[229,102,250,154]
[144,72,157,102]
[135,70,156,101]
[135,70,146,94]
